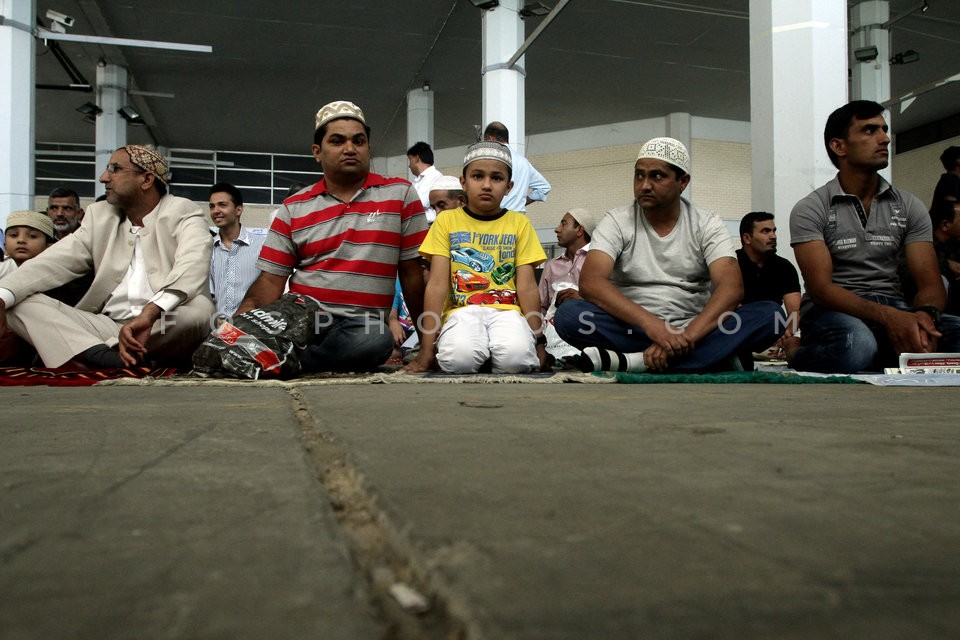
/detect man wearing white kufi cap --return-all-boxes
[427,175,466,221]
[536,207,605,362]
[554,137,783,373]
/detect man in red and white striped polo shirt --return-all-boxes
[236,100,428,372]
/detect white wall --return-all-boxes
[893,134,960,208]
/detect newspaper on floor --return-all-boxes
[884,352,960,375]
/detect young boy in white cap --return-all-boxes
[405,141,548,374]
[0,211,57,363]
[3,210,56,267]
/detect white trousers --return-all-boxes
[6,293,215,367]
[436,306,538,374]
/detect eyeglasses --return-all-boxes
[105,163,144,175]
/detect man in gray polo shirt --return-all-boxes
[788,100,960,373]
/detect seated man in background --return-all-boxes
[45,187,85,240]
[736,211,801,356]
[427,175,466,219]
[900,199,960,317]
[932,145,959,206]
[0,145,214,368]
[208,182,266,319]
[538,207,603,362]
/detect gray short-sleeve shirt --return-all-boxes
[590,199,735,325]
[789,175,931,299]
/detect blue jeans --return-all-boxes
[790,294,960,373]
[300,314,394,372]
[553,299,785,372]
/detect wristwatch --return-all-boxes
[915,305,942,330]
[535,334,548,346]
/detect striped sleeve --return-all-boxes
[399,184,429,260]
[257,206,297,274]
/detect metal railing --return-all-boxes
[35,143,318,205]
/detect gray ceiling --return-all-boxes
[33,1,960,158]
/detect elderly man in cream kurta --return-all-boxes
[0,145,213,368]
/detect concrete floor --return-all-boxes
[1,383,958,639]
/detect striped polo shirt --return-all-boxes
[257,173,428,318]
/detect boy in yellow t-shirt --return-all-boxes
[405,141,548,373]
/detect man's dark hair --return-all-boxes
[285,182,308,198]
[930,199,959,228]
[406,141,434,165]
[209,182,243,207]
[823,100,885,168]
[940,146,960,172]
[739,211,775,240]
[666,165,687,180]
[483,121,509,143]
[48,187,80,204]
[313,119,372,146]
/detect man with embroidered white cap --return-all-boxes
[427,175,466,219]
[236,100,429,372]
[0,145,214,368]
[554,137,783,373]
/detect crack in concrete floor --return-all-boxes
[286,387,474,640]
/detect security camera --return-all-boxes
[45,9,76,32]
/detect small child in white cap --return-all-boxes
[4,210,56,267]
[405,141,548,374]
[1,210,57,363]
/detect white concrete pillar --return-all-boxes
[406,87,434,149]
[406,86,435,179]
[850,1,890,104]
[850,1,893,180]
[0,0,36,228]
[480,0,525,153]
[95,63,128,197]
[666,112,693,199]
[749,0,848,265]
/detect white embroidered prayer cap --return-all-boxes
[636,137,691,174]
[314,100,366,130]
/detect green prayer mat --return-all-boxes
[607,370,864,384]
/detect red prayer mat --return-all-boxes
[0,366,178,387]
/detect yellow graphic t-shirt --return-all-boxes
[419,207,547,321]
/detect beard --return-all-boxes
[52,218,80,234]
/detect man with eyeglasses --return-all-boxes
[0,145,214,369]
[45,187,84,240]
